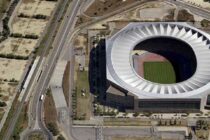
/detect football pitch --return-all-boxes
[143,61,176,84]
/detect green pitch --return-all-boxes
[143,62,176,84]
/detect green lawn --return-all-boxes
[76,71,91,120]
[143,61,176,84]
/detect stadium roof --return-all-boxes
[106,22,210,99]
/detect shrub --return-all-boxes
[0,101,7,107]
[10,33,23,38]
[47,123,59,136]
[133,112,140,117]
[24,34,39,39]
[18,13,30,18]
[32,14,47,20]
[57,135,65,140]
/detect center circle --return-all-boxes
[132,37,197,84]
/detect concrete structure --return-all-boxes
[94,22,210,112]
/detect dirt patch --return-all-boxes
[12,104,28,139]
[0,58,27,81]
[177,9,194,22]
[12,18,48,36]
[112,137,152,140]
[0,0,10,19]
[85,0,136,17]
[0,37,37,57]
[62,61,70,106]
[22,0,37,4]
[19,0,56,16]
[44,90,57,124]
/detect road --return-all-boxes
[25,0,82,139]
[18,0,210,139]
[65,0,210,140]
[4,0,210,139]
[2,0,68,139]
[3,0,81,139]
[34,0,210,139]
[170,0,210,20]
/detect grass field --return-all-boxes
[76,70,91,120]
[104,118,151,126]
[143,62,176,84]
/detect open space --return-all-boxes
[0,81,17,121]
[28,132,45,140]
[44,89,57,124]
[75,70,91,120]
[18,0,56,17]
[12,18,48,36]
[0,81,17,103]
[0,0,10,19]
[12,104,28,139]
[104,118,151,126]
[85,0,136,17]
[112,137,152,140]
[143,62,176,84]
[111,137,185,140]
[0,37,37,57]
[63,62,70,106]
[0,58,27,81]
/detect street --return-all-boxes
[3,0,210,139]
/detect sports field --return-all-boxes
[143,62,176,84]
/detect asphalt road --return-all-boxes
[169,0,210,20]
[66,0,210,140]
[21,0,210,139]
[3,0,77,139]
[4,0,210,139]
[3,2,66,140]
[27,0,82,139]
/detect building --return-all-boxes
[91,22,210,112]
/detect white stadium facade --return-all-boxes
[91,22,210,112]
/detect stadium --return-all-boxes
[104,22,210,112]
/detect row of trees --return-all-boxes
[18,13,47,20]
[204,0,210,2]
[10,33,39,39]
[0,53,28,60]
[0,0,21,43]
[0,0,44,43]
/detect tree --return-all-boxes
[133,112,140,117]
[47,123,59,136]
[0,101,7,107]
[57,134,65,140]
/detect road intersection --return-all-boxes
[3,0,210,139]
